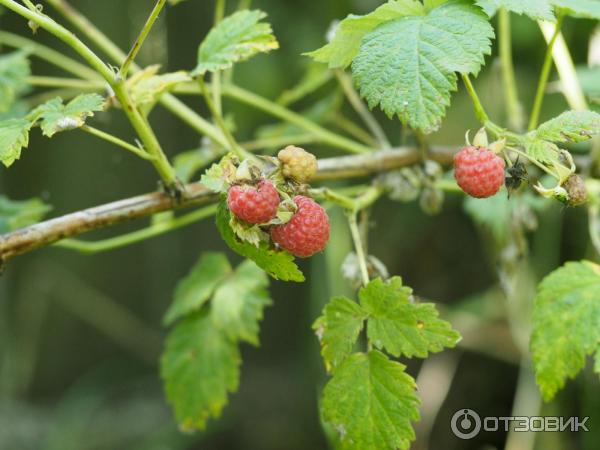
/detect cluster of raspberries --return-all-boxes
[227,146,329,258]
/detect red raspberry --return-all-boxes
[271,196,330,258]
[454,146,505,198]
[227,179,280,224]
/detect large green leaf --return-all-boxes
[476,0,555,20]
[0,118,33,167]
[359,277,460,358]
[29,94,105,137]
[191,10,278,76]
[552,0,600,19]
[211,259,272,345]
[305,0,425,69]
[161,311,241,431]
[529,110,600,143]
[216,200,305,282]
[322,350,420,450]
[531,261,600,401]
[0,195,52,233]
[313,297,367,372]
[163,252,232,326]
[352,0,494,133]
[0,51,30,113]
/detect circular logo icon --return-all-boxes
[451,409,481,440]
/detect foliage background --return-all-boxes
[0,1,598,449]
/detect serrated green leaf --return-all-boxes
[211,259,271,345]
[476,0,555,20]
[531,260,600,401]
[29,94,105,137]
[0,195,52,233]
[229,215,269,246]
[525,139,560,163]
[163,252,232,326]
[305,0,425,69]
[0,51,30,113]
[161,311,241,431]
[192,10,278,76]
[0,118,32,167]
[200,154,238,193]
[216,201,305,282]
[552,0,600,19]
[322,350,420,450]
[352,0,494,133]
[530,110,600,143]
[359,277,460,358]
[313,297,367,372]
[128,66,191,116]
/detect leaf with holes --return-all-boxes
[531,260,600,401]
[192,10,278,76]
[305,0,425,69]
[352,0,494,133]
[29,94,105,137]
[322,350,420,450]
[359,277,461,358]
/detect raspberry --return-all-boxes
[227,179,280,224]
[278,146,318,182]
[562,174,587,206]
[454,146,505,198]
[271,196,330,258]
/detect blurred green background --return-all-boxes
[1,1,599,449]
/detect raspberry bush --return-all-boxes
[0,1,600,449]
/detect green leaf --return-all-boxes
[191,10,278,76]
[0,118,33,167]
[313,297,367,372]
[476,0,555,20]
[29,94,105,137]
[531,261,600,401]
[216,200,305,282]
[200,154,238,193]
[305,0,425,69]
[0,195,52,233]
[163,252,232,326]
[322,350,420,450]
[0,51,30,113]
[530,110,600,143]
[128,66,191,116]
[525,139,560,163]
[359,277,461,358]
[552,0,600,19]
[211,259,272,345]
[161,311,241,431]
[352,0,494,133]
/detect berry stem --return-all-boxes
[528,12,564,131]
[80,125,157,161]
[461,74,489,123]
[348,212,370,287]
[506,146,558,178]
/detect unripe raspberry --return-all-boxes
[454,146,505,198]
[227,179,280,224]
[278,146,318,183]
[271,196,330,258]
[562,174,587,206]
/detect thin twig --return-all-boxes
[119,0,167,79]
[80,125,156,161]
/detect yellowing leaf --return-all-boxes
[129,65,191,116]
[0,118,32,167]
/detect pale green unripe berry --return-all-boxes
[278,145,318,183]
